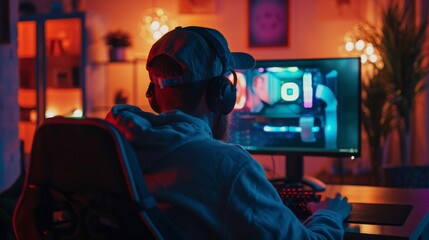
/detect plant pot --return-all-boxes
[108,47,127,62]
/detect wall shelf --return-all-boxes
[18,12,86,153]
[88,58,149,117]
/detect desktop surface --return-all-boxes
[322,185,429,240]
[347,202,412,226]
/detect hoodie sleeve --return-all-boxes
[222,157,344,240]
[105,105,154,142]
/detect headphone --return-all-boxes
[146,27,237,115]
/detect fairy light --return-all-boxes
[71,109,83,118]
[360,54,368,63]
[45,110,56,118]
[342,24,382,67]
[369,54,378,63]
[365,43,374,55]
[345,41,354,51]
[140,7,177,45]
[355,39,365,51]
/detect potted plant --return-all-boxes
[359,1,428,170]
[372,2,428,166]
[344,1,428,184]
[361,67,394,184]
[104,29,132,61]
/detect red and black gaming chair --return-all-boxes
[13,116,183,240]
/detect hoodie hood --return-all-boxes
[105,105,213,170]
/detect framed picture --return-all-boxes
[179,0,217,14]
[248,0,289,47]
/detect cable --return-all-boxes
[271,155,276,177]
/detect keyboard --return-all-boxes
[272,180,413,225]
[272,181,321,220]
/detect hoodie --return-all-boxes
[105,105,344,240]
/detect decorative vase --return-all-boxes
[108,47,127,62]
[114,90,128,104]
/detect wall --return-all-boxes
[0,0,20,192]
[85,0,369,60]
[415,0,429,166]
[423,0,429,168]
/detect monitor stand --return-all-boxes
[272,154,326,192]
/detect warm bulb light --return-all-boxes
[29,110,37,122]
[365,43,374,55]
[153,31,162,40]
[345,41,354,51]
[156,8,164,16]
[140,7,177,45]
[151,21,160,30]
[360,54,368,63]
[369,54,377,63]
[355,39,365,51]
[71,109,83,118]
[46,110,56,118]
[160,15,168,22]
[160,25,169,34]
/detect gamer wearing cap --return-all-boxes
[106,26,349,239]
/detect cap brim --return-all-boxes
[231,52,256,70]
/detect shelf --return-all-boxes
[19,11,86,21]
[18,12,86,154]
[90,58,147,65]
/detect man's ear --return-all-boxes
[146,83,161,113]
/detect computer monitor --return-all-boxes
[227,57,361,190]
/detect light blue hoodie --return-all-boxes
[105,105,344,240]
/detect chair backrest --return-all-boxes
[13,116,183,240]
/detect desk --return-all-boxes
[322,185,429,240]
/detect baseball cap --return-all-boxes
[146,26,256,88]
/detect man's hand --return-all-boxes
[307,193,352,220]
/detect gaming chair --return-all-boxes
[12,116,184,240]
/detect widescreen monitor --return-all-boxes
[228,57,361,158]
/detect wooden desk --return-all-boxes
[322,185,429,240]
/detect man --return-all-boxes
[105,26,351,239]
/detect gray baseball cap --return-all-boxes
[146,26,255,88]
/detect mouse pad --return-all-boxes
[346,203,413,226]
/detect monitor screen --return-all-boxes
[227,57,361,157]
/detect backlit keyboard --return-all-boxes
[272,182,321,220]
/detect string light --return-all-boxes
[341,24,382,68]
[139,7,177,45]
[71,109,83,118]
[45,110,56,118]
[344,38,379,64]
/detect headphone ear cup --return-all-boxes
[146,83,160,113]
[206,77,236,115]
